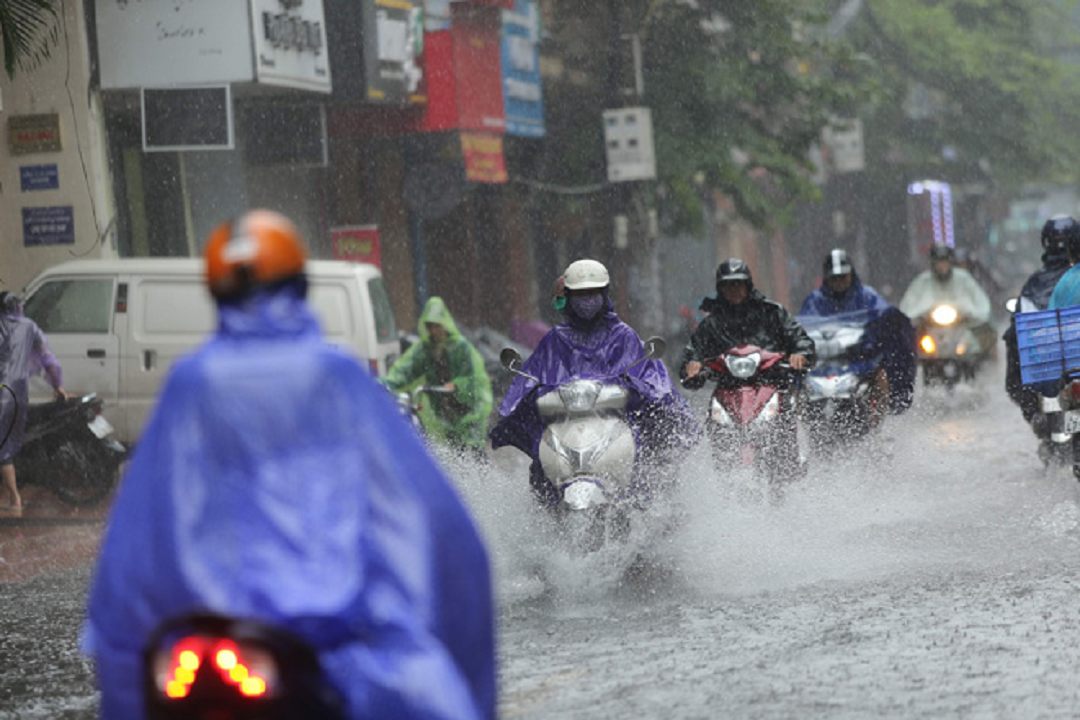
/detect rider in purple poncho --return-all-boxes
[490,259,698,505]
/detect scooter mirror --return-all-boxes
[643,336,666,360]
[1004,297,1018,314]
[500,348,524,372]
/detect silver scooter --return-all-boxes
[499,337,666,513]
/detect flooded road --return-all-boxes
[5,362,1080,718]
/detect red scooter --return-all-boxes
[698,345,803,496]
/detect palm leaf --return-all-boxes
[0,0,59,80]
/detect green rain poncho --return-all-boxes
[382,297,493,449]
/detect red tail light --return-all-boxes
[154,635,278,701]
[1059,380,1080,410]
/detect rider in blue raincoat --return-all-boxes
[490,259,698,505]
[84,210,496,720]
[799,249,917,415]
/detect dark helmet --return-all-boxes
[1041,215,1080,257]
[823,249,854,279]
[928,244,954,263]
[716,258,753,293]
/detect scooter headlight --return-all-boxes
[725,352,761,379]
[931,304,958,326]
[752,393,782,424]
[558,380,602,413]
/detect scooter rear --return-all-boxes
[144,614,345,720]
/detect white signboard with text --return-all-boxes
[251,0,332,93]
[97,0,255,88]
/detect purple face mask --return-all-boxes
[570,294,605,320]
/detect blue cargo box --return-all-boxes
[1016,306,1080,395]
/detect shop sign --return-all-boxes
[501,0,544,137]
[20,164,59,192]
[453,7,505,132]
[8,114,61,155]
[331,225,382,267]
[362,0,425,105]
[22,206,74,247]
[96,0,254,88]
[251,0,332,93]
[461,132,507,183]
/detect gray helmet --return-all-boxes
[823,249,854,279]
[716,258,753,293]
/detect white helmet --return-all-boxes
[563,259,610,290]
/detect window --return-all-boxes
[23,279,113,334]
[368,277,397,342]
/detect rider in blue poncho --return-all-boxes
[799,249,917,416]
[84,210,496,720]
[490,259,699,506]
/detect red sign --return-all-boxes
[327,5,507,138]
[331,225,382,267]
[461,132,507,183]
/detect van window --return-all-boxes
[137,281,215,337]
[24,279,113,333]
[368,277,397,342]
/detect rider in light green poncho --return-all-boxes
[381,297,493,453]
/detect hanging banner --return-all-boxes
[251,0,332,93]
[332,225,382,267]
[461,132,507,183]
[501,0,544,137]
[361,0,425,105]
[96,0,254,88]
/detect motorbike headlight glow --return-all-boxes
[725,352,761,379]
[558,381,602,413]
[753,393,782,424]
[931,304,958,326]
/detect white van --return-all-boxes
[20,258,399,443]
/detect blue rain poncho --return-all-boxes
[799,275,917,413]
[84,286,496,720]
[0,296,62,463]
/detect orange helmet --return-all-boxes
[204,210,307,300]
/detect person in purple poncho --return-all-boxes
[0,291,68,514]
[490,259,698,506]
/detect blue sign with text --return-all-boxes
[501,0,545,138]
[23,206,74,246]
[20,164,59,192]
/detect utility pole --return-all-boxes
[604,0,662,336]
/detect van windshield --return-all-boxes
[368,277,397,342]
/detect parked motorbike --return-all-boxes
[499,337,666,549]
[14,393,126,506]
[798,311,885,449]
[698,345,803,495]
[914,304,987,386]
[144,613,345,720]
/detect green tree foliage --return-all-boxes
[538,0,869,232]
[853,0,1080,188]
[0,0,58,80]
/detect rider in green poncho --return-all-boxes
[381,297,493,455]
